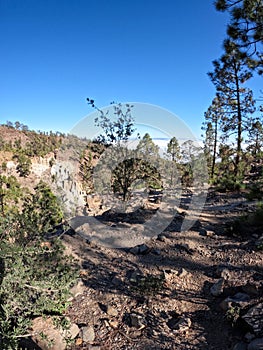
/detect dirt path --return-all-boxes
[63,191,263,350]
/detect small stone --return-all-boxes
[210,278,224,297]
[130,313,146,329]
[152,248,161,255]
[220,298,233,311]
[67,323,80,339]
[106,305,118,317]
[109,320,119,329]
[193,219,202,229]
[199,228,208,236]
[248,338,263,350]
[31,317,67,350]
[138,244,150,254]
[130,244,150,255]
[70,279,86,299]
[173,317,192,332]
[242,303,263,335]
[79,269,89,277]
[233,292,250,302]
[157,234,166,242]
[215,265,232,278]
[75,338,83,346]
[81,326,95,343]
[111,276,122,286]
[206,230,215,237]
[129,246,140,255]
[178,268,188,277]
[221,269,231,280]
[129,271,141,283]
[180,243,192,252]
[162,232,173,239]
[221,292,250,310]
[255,239,263,249]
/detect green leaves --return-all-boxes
[0,178,77,348]
[0,236,77,348]
[215,0,263,69]
[167,137,180,162]
[13,154,31,177]
[88,101,135,145]
[22,181,63,235]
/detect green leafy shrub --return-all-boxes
[130,273,165,296]
[0,229,77,349]
[22,181,63,235]
[0,182,77,349]
[216,174,245,192]
[249,203,263,226]
[246,181,263,200]
[13,154,32,177]
[225,306,241,326]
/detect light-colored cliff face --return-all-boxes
[31,155,53,178]
[51,161,86,216]
[1,151,87,216]
[3,154,53,178]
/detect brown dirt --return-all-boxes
[62,190,263,350]
[0,125,30,146]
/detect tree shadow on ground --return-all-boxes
[66,190,263,349]
[64,228,262,350]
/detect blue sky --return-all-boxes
[0,0,262,139]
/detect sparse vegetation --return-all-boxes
[0,171,77,348]
[0,224,77,349]
[0,0,262,348]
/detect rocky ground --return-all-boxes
[28,190,263,350]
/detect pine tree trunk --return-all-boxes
[212,118,218,179]
[234,61,242,180]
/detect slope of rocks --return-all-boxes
[52,191,263,350]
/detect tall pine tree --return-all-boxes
[202,96,223,180]
[167,137,180,162]
[208,47,256,178]
[215,0,263,71]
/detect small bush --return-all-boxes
[225,306,241,326]
[0,217,78,349]
[0,182,78,349]
[130,273,165,296]
[246,182,263,201]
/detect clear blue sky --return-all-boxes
[0,0,261,138]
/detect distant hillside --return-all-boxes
[0,123,64,158]
[0,125,30,148]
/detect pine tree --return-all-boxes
[180,140,202,164]
[202,96,223,179]
[167,137,180,162]
[136,133,159,158]
[247,119,263,157]
[13,154,31,177]
[217,143,237,190]
[215,0,263,70]
[22,181,63,234]
[208,47,256,178]
[136,133,162,189]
